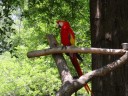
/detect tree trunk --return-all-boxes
[90,0,128,96]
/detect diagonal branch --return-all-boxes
[46,34,72,84]
[56,50,128,96]
[77,51,128,84]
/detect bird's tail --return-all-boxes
[69,53,92,94]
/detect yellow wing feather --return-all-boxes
[70,34,75,45]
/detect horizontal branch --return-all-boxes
[27,46,126,58]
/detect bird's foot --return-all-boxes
[61,46,67,50]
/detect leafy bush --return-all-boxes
[0,52,61,96]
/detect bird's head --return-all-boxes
[56,20,64,28]
[56,20,70,28]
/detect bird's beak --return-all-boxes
[56,24,61,28]
[56,24,59,28]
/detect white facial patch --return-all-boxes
[59,22,63,27]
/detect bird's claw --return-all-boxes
[61,46,67,50]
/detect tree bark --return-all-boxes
[90,0,128,96]
[27,47,125,58]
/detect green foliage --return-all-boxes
[0,52,61,96]
[0,0,18,53]
[0,0,91,95]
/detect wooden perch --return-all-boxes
[27,46,126,58]
[27,34,128,96]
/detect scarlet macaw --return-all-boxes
[56,20,91,94]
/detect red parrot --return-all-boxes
[56,20,91,94]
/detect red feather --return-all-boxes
[60,21,75,46]
[69,54,91,94]
[57,20,92,95]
